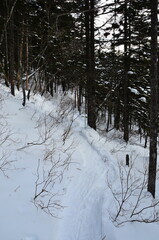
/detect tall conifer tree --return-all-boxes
[147,0,158,198]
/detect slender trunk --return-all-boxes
[85,0,90,115]
[78,84,82,114]
[114,90,120,130]
[25,23,29,90]
[4,27,9,87]
[123,0,129,142]
[147,0,158,198]
[19,23,26,106]
[49,79,53,97]
[17,30,24,90]
[85,0,96,130]
[9,5,15,96]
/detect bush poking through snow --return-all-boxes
[108,160,159,225]
[0,101,16,177]
[26,96,76,217]
[33,157,67,217]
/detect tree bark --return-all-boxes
[147,0,158,198]
[123,0,129,142]
[8,1,15,96]
[85,0,96,130]
[4,27,9,87]
[25,22,29,91]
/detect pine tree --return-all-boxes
[85,0,97,130]
[147,0,158,198]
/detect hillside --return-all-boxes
[0,84,159,240]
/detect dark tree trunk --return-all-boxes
[78,84,82,114]
[85,0,96,130]
[17,25,24,91]
[4,27,9,87]
[49,79,53,97]
[9,2,15,96]
[114,88,120,130]
[20,24,26,106]
[25,22,29,90]
[147,0,158,198]
[123,0,129,142]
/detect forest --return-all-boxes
[0,0,158,198]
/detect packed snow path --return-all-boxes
[1,85,159,240]
[0,86,115,240]
[55,129,111,240]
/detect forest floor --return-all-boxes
[0,83,159,240]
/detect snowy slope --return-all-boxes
[0,84,159,240]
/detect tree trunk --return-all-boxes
[78,84,82,114]
[147,0,158,198]
[9,2,15,96]
[21,25,26,106]
[85,0,96,130]
[17,27,23,91]
[4,27,9,87]
[25,22,29,90]
[123,0,129,142]
[114,94,120,130]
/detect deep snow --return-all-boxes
[0,83,159,240]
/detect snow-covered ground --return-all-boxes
[0,83,159,240]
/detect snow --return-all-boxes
[139,96,147,102]
[129,87,139,95]
[0,83,159,240]
[127,71,136,75]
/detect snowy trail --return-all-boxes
[1,85,159,240]
[0,86,113,240]
[55,128,113,240]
